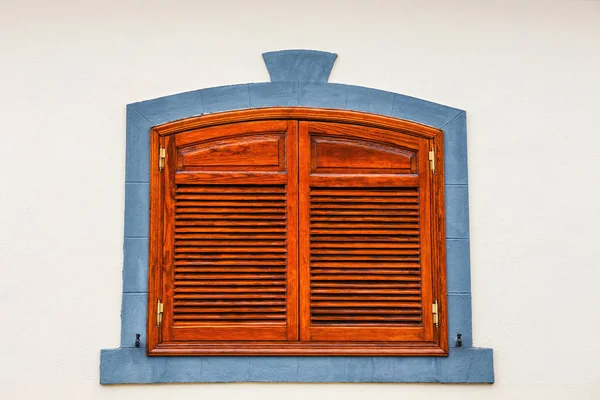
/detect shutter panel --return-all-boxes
[158,120,298,342]
[299,121,436,343]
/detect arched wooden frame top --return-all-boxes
[153,107,443,139]
[147,107,448,356]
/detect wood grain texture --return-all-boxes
[299,121,432,344]
[149,341,447,356]
[149,120,298,349]
[155,108,441,139]
[312,136,415,173]
[178,134,284,170]
[147,108,447,356]
[146,124,163,352]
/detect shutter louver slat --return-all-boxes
[173,184,289,325]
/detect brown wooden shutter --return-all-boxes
[148,108,446,355]
[153,120,299,344]
[298,121,437,344]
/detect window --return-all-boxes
[147,108,447,356]
[100,50,494,384]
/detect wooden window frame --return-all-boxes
[147,107,447,356]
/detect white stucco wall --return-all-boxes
[1,0,599,398]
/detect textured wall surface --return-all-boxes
[1,0,600,398]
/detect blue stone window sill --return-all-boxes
[101,348,493,384]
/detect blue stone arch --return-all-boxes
[101,50,494,384]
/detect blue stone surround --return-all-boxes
[100,50,494,384]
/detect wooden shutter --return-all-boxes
[150,120,298,346]
[298,121,440,344]
[147,108,446,355]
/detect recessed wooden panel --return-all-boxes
[312,136,416,174]
[178,134,285,172]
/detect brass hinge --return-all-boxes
[156,299,164,328]
[159,147,166,172]
[428,150,435,175]
[432,299,439,328]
